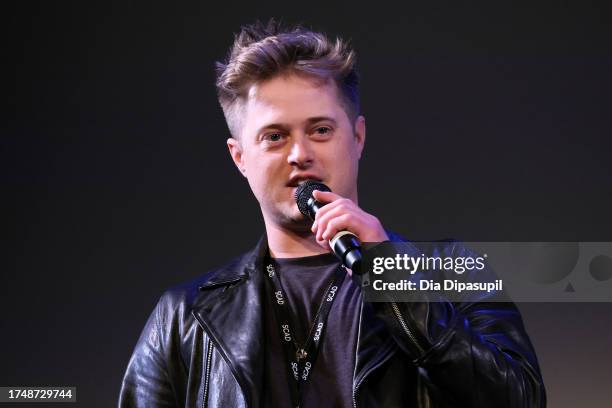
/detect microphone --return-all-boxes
[295,180,362,272]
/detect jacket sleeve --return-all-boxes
[118,296,177,408]
[363,241,546,407]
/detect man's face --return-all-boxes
[227,73,366,230]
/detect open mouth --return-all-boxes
[286,176,323,187]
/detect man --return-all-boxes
[119,20,545,407]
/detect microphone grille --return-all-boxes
[294,180,331,217]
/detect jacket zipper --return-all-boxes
[202,337,214,408]
[352,301,427,407]
[351,341,396,408]
[390,301,425,355]
[352,368,369,408]
[193,307,251,408]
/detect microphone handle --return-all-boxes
[330,231,362,272]
[307,198,363,272]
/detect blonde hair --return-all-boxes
[215,19,360,138]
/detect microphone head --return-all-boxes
[294,180,331,217]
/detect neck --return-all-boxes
[264,219,330,259]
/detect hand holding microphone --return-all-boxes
[295,180,389,273]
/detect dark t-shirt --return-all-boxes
[263,252,362,408]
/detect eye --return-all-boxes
[311,126,333,140]
[263,132,284,142]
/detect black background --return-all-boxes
[4,1,612,407]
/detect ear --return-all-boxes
[226,137,247,177]
[354,115,366,159]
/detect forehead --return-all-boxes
[242,74,347,135]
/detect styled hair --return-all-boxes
[215,19,360,138]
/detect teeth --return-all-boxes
[297,178,319,185]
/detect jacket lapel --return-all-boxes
[192,236,268,408]
[353,300,398,389]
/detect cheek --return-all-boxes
[244,153,286,194]
[321,143,360,193]
[320,143,355,174]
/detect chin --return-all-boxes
[277,207,311,230]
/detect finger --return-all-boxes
[314,200,357,240]
[316,235,331,250]
[311,197,352,233]
[321,214,354,242]
[312,189,342,204]
[323,211,389,243]
[315,204,356,241]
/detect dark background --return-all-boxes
[4,1,612,407]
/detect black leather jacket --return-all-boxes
[119,235,546,407]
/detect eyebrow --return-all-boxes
[256,116,338,135]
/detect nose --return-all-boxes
[287,135,314,168]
